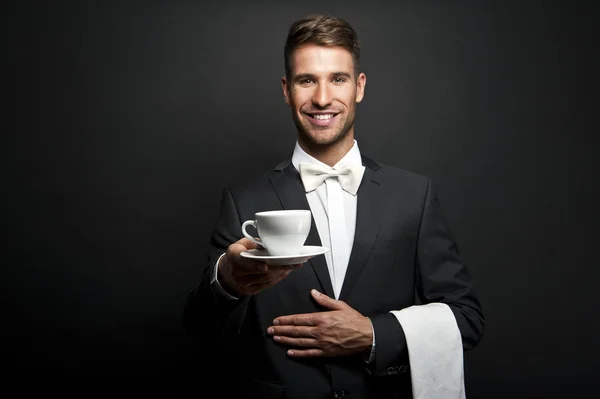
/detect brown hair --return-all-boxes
[284,15,360,79]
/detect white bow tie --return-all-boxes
[299,163,366,196]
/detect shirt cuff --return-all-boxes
[211,253,239,300]
[366,317,376,364]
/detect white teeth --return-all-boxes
[313,114,334,120]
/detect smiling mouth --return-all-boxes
[305,112,339,120]
[304,112,340,128]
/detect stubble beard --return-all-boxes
[293,111,355,150]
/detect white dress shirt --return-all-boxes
[291,140,361,299]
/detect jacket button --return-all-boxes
[333,389,345,398]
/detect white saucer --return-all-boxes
[240,245,329,266]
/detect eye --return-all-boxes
[299,78,314,85]
[332,77,347,84]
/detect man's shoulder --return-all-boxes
[225,159,292,194]
[364,155,430,185]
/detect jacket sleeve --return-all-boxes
[368,177,485,377]
[414,178,485,350]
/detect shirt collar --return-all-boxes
[291,139,363,172]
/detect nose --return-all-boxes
[312,83,332,108]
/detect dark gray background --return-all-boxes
[8,0,598,396]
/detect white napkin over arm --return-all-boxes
[390,303,466,399]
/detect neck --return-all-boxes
[298,134,355,167]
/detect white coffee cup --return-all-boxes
[241,210,311,256]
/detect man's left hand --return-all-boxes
[267,289,373,358]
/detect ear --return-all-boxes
[281,76,291,106]
[355,72,366,103]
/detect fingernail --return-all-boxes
[311,289,321,297]
[288,350,294,356]
[273,319,279,325]
[274,336,280,341]
[267,328,274,335]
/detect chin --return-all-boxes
[295,118,350,147]
[303,131,346,147]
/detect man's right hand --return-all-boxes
[217,238,302,297]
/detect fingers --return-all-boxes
[274,336,319,348]
[229,241,304,276]
[240,269,293,295]
[227,242,268,275]
[238,237,264,251]
[222,236,305,295]
[285,349,325,358]
[311,289,348,310]
[273,312,318,327]
[268,325,315,339]
[241,268,293,286]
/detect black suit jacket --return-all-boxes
[184,155,484,399]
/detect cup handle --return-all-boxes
[241,220,263,247]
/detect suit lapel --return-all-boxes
[339,156,383,301]
[269,160,335,298]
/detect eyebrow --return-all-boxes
[293,72,353,83]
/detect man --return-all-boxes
[183,14,484,398]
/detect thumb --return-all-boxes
[311,289,347,310]
[238,237,262,250]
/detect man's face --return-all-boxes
[282,44,366,147]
